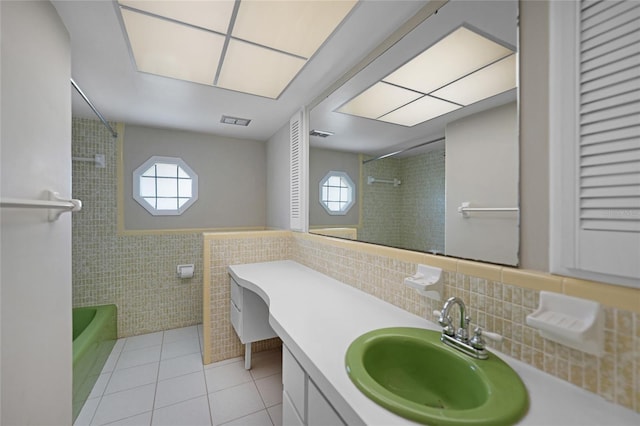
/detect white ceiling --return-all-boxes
[52,0,429,142]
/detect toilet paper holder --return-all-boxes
[176,264,195,279]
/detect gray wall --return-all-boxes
[445,102,518,265]
[266,122,291,230]
[1,1,72,423]
[123,124,266,230]
[309,147,360,227]
[519,0,550,271]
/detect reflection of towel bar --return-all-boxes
[1,190,82,221]
[458,201,519,217]
[72,154,105,168]
[367,176,401,187]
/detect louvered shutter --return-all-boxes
[575,0,640,281]
[290,110,307,232]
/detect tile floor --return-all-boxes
[75,325,283,426]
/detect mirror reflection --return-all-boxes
[309,0,520,266]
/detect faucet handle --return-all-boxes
[481,330,503,343]
[469,327,486,349]
[470,326,503,350]
[433,310,455,336]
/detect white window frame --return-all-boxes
[549,0,640,288]
[133,156,199,216]
[318,171,355,216]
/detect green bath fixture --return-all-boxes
[345,327,529,425]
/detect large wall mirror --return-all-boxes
[309,0,520,266]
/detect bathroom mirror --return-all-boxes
[309,0,520,266]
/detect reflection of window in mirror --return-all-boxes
[133,156,198,216]
[319,171,355,215]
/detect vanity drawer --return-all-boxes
[283,345,307,421]
[230,301,242,339]
[230,277,243,307]
[308,379,345,426]
[282,390,304,426]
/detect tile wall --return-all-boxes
[361,148,445,253]
[204,230,638,413]
[397,148,446,253]
[361,157,402,247]
[291,233,639,413]
[72,118,203,337]
[202,231,292,364]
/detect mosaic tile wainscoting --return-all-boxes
[72,118,203,337]
[202,231,293,364]
[290,233,639,413]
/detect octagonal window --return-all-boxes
[319,171,355,215]
[133,156,198,216]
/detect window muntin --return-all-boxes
[319,171,355,215]
[133,156,198,215]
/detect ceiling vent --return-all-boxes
[220,115,251,126]
[309,129,334,138]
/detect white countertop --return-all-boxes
[228,260,640,426]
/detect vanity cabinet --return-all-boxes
[229,276,277,369]
[283,345,345,426]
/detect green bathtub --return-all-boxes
[72,304,117,422]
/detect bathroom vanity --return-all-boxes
[228,260,639,426]
[230,276,277,369]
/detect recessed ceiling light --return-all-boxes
[383,26,513,94]
[337,82,423,119]
[121,9,225,85]
[119,0,235,34]
[430,54,517,106]
[216,39,306,99]
[336,25,516,127]
[378,96,461,127]
[117,0,357,99]
[232,0,357,58]
[221,115,251,126]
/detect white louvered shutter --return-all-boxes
[574,0,640,281]
[290,110,308,232]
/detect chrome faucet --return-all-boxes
[436,296,501,360]
[438,297,470,341]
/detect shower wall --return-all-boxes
[72,118,203,337]
[361,147,445,252]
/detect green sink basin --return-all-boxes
[345,327,528,425]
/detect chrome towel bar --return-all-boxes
[458,201,519,218]
[1,190,82,221]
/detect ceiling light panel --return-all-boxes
[431,54,517,106]
[378,96,461,127]
[232,0,357,58]
[118,1,235,33]
[337,82,423,119]
[383,26,513,94]
[217,39,307,99]
[121,9,225,85]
